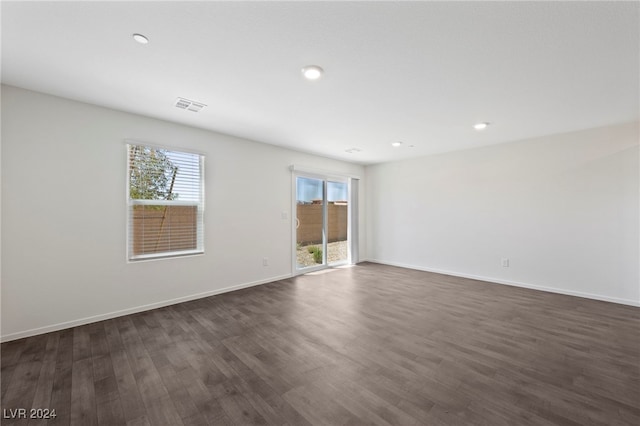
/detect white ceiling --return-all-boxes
[2,1,638,165]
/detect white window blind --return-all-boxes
[127,144,204,260]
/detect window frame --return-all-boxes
[126,141,205,262]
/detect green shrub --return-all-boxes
[305,246,323,263]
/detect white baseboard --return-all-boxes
[0,273,293,343]
[365,259,640,307]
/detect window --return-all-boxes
[127,143,204,260]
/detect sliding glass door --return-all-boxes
[326,180,349,264]
[295,174,350,273]
[295,176,326,270]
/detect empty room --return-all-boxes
[1,1,638,425]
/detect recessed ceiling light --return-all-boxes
[473,122,490,130]
[391,141,403,147]
[132,33,149,44]
[302,65,324,80]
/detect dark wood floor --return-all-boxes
[2,263,639,425]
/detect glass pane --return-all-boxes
[296,177,325,269]
[129,145,201,202]
[327,181,348,264]
[127,144,204,260]
[131,205,198,256]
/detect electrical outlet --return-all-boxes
[263,257,269,266]
[501,258,509,267]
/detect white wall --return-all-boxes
[1,85,365,341]
[366,122,639,306]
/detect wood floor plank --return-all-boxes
[70,357,96,426]
[150,352,209,426]
[282,383,359,425]
[217,392,269,425]
[27,333,60,426]
[2,360,44,425]
[1,336,51,426]
[108,347,146,424]
[48,329,74,426]
[72,326,92,363]
[1,339,25,401]
[94,374,125,426]
[2,263,639,425]
[175,366,234,425]
[117,317,184,426]
[126,416,151,426]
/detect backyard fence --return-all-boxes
[131,202,347,255]
[296,202,348,245]
[131,205,198,255]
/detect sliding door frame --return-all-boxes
[291,167,355,276]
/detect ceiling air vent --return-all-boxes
[175,97,206,113]
[345,147,362,154]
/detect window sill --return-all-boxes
[128,250,204,262]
